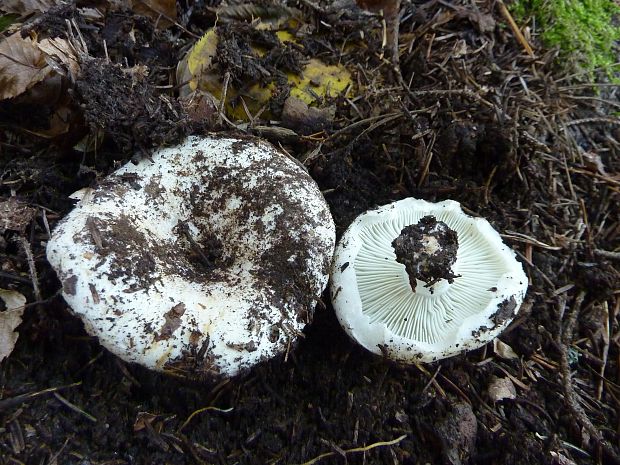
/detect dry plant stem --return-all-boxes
[558,291,620,465]
[0,382,82,412]
[497,0,534,57]
[597,302,610,401]
[218,71,231,126]
[300,434,407,465]
[594,249,620,260]
[17,235,41,301]
[566,117,620,127]
[53,392,97,423]
[384,0,401,67]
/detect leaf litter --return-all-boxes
[0,32,52,100]
[0,289,26,363]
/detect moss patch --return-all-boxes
[510,0,620,80]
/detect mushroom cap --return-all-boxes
[47,136,335,379]
[330,198,528,363]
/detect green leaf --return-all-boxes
[0,14,19,33]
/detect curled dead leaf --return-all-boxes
[133,411,160,431]
[0,289,26,363]
[0,32,52,100]
[493,338,518,360]
[37,37,81,80]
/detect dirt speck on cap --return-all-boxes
[62,275,78,296]
[155,303,186,342]
[491,296,518,326]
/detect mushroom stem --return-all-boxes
[391,215,459,292]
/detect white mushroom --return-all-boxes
[330,198,528,362]
[47,136,336,379]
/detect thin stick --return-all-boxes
[300,434,407,465]
[17,235,41,301]
[497,0,534,57]
[0,382,82,412]
[218,72,231,126]
[53,392,97,423]
[558,292,620,464]
[178,405,233,432]
[595,249,620,260]
[597,302,610,401]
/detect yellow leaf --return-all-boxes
[178,27,353,121]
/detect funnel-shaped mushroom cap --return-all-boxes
[47,136,336,379]
[330,198,528,362]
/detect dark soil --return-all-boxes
[1,1,619,464]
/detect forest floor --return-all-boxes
[0,1,619,464]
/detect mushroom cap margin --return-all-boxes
[330,198,528,363]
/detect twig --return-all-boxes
[497,0,534,57]
[53,392,97,423]
[218,71,231,126]
[384,0,402,67]
[595,249,620,260]
[177,221,213,268]
[417,132,436,187]
[557,291,620,464]
[598,302,610,401]
[0,271,33,285]
[178,405,233,432]
[299,434,407,465]
[566,117,620,126]
[326,112,402,141]
[0,382,82,412]
[401,86,496,110]
[17,235,41,301]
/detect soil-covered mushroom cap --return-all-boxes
[47,136,336,379]
[330,198,528,363]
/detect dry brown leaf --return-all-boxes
[453,7,496,34]
[487,376,517,402]
[0,198,37,234]
[26,104,73,138]
[356,0,397,13]
[582,151,607,175]
[0,32,52,100]
[282,96,335,135]
[1,0,58,14]
[133,411,160,431]
[38,37,81,80]
[0,289,26,363]
[131,0,176,29]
